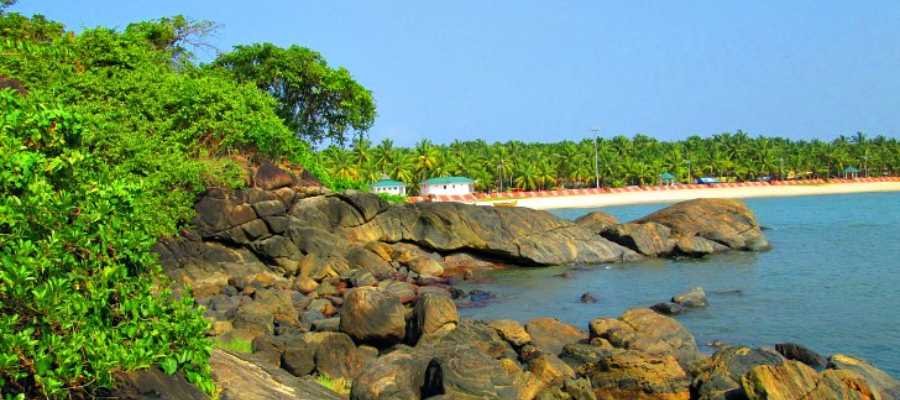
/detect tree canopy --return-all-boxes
[0,11,350,398]
[214,42,376,145]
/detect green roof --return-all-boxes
[422,176,474,185]
[372,178,406,187]
[843,166,860,173]
[660,172,676,180]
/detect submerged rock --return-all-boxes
[672,287,708,308]
[650,302,685,316]
[579,292,598,304]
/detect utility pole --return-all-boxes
[591,128,601,188]
[864,155,869,177]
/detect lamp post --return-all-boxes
[591,128,601,188]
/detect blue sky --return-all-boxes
[11,1,900,146]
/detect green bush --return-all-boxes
[0,90,213,397]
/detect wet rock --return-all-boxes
[573,210,619,233]
[579,292,598,304]
[468,289,496,303]
[650,302,685,316]
[489,319,533,347]
[526,318,588,356]
[672,287,708,308]
[690,346,786,400]
[828,353,900,399]
[775,343,827,370]
[601,222,675,257]
[340,287,407,346]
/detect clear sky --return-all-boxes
[11,1,900,146]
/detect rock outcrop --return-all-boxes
[138,164,900,400]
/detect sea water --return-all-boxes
[457,192,900,375]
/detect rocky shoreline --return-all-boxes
[117,164,896,399]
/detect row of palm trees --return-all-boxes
[318,131,900,193]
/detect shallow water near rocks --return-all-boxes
[457,191,900,375]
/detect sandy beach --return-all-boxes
[469,180,900,209]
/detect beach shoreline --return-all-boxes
[456,179,900,209]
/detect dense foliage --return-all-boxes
[322,133,900,192]
[214,43,376,145]
[0,11,360,398]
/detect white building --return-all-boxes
[420,176,474,196]
[371,178,407,196]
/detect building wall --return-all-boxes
[421,183,472,196]
[373,186,406,196]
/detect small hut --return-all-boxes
[843,166,860,179]
[660,172,676,186]
[371,178,407,196]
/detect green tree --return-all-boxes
[214,43,376,144]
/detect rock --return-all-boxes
[378,280,418,303]
[420,343,521,399]
[573,210,619,233]
[210,349,341,400]
[346,246,396,279]
[251,235,300,261]
[419,320,519,361]
[579,292,598,304]
[254,161,295,190]
[104,368,207,400]
[307,298,336,317]
[690,346,786,400]
[775,343,827,370]
[350,270,379,287]
[589,308,703,369]
[741,360,879,400]
[350,345,430,400]
[307,331,366,379]
[650,302,685,316]
[294,276,318,294]
[828,353,900,399]
[354,201,639,266]
[282,342,317,377]
[521,354,577,399]
[526,318,588,356]
[442,252,498,278]
[253,199,288,218]
[489,319,533,347]
[672,287,708,308]
[312,317,341,332]
[468,289,496,303]
[414,292,459,338]
[340,287,407,346]
[637,198,769,254]
[569,348,691,400]
[407,256,445,277]
[562,378,596,400]
[241,219,271,241]
[600,222,675,257]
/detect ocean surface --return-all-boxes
[457,192,900,375]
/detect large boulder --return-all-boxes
[828,354,900,399]
[254,161,295,190]
[350,346,430,400]
[352,201,639,265]
[600,222,674,257]
[420,343,522,399]
[690,346,786,400]
[414,292,459,339]
[741,360,879,400]
[340,287,407,346]
[636,198,769,254]
[775,343,827,370]
[564,347,690,400]
[526,318,589,356]
[573,211,619,233]
[210,349,342,400]
[104,368,207,400]
[589,308,703,369]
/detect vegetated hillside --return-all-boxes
[0,11,372,398]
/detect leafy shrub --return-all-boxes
[314,374,351,396]
[0,90,213,397]
[376,193,408,204]
[213,338,252,354]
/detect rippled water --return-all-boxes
[458,192,900,375]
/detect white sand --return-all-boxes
[474,182,900,210]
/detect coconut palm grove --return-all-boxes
[321,133,900,194]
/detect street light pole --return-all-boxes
[591,128,601,188]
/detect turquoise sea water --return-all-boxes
[457,192,900,375]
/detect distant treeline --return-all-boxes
[320,132,900,192]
